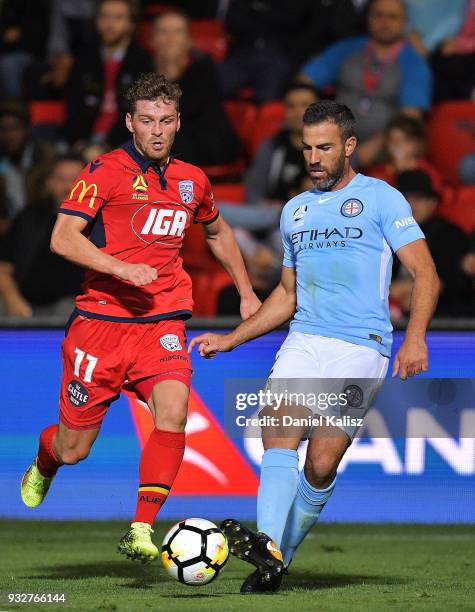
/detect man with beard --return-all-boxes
[189,100,440,593]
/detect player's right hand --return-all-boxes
[114,263,158,287]
[188,333,235,358]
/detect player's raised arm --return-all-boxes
[188,265,296,357]
[392,238,440,379]
[202,215,261,319]
[51,213,157,287]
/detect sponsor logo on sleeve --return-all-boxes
[395,216,416,229]
[69,180,98,208]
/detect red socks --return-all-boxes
[36,424,62,477]
[35,424,185,525]
[134,428,185,525]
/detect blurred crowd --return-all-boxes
[0,0,474,319]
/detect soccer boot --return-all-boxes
[117,522,159,564]
[240,568,284,594]
[220,518,284,581]
[20,460,55,508]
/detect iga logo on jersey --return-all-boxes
[132,204,188,243]
[179,180,194,204]
[341,199,364,217]
[160,334,182,351]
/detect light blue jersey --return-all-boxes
[280,173,425,357]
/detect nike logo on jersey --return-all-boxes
[318,194,338,203]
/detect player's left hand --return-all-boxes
[392,336,428,380]
[239,292,261,320]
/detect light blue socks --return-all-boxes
[281,470,336,566]
[256,448,299,548]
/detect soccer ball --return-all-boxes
[161,518,229,585]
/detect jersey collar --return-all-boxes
[122,140,171,190]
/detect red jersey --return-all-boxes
[59,140,218,321]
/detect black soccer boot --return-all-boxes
[220,518,284,583]
[240,568,284,594]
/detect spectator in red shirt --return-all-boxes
[368,115,441,191]
[65,0,153,153]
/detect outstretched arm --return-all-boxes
[189,266,296,357]
[392,239,440,379]
[203,215,261,319]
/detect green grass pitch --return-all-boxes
[1,521,474,611]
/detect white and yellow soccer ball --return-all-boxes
[161,518,229,585]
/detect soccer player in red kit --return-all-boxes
[20,73,260,563]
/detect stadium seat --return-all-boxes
[142,3,176,18]
[251,101,285,154]
[211,183,245,204]
[438,186,475,234]
[190,20,227,62]
[182,223,233,316]
[201,160,246,183]
[29,101,66,126]
[427,101,475,185]
[29,100,67,141]
[138,15,227,60]
[137,19,154,53]
[137,4,183,53]
[224,101,258,157]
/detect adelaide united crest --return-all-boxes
[179,180,194,205]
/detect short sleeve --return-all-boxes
[59,159,112,223]
[280,209,296,268]
[194,175,219,224]
[378,185,425,252]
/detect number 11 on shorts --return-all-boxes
[73,347,98,383]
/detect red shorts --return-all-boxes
[59,314,192,430]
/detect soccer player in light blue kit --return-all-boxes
[190,101,440,594]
